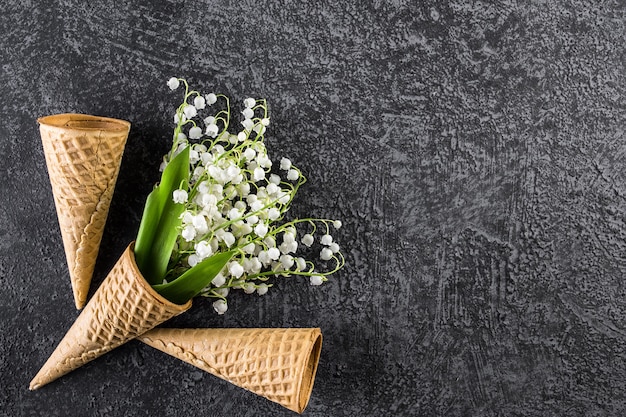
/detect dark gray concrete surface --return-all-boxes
[2,0,626,416]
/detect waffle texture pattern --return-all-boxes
[30,243,192,390]
[140,327,322,413]
[39,114,130,309]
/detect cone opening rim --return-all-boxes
[126,242,193,312]
[297,329,323,413]
[38,113,130,132]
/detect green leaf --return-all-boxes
[134,147,190,285]
[153,251,235,304]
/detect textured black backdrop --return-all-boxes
[2,1,626,416]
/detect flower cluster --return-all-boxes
[162,78,344,314]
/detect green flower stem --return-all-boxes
[246,252,345,281]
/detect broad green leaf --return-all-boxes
[134,147,190,285]
[153,251,235,304]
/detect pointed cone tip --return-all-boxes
[28,244,190,390]
[29,379,42,391]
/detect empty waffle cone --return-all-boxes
[39,113,130,309]
[139,328,322,414]
[29,243,192,390]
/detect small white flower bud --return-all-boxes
[258,250,270,265]
[250,200,264,212]
[278,192,290,204]
[228,208,241,220]
[267,247,280,260]
[192,166,204,180]
[254,223,268,238]
[256,283,269,296]
[241,118,254,130]
[296,257,307,271]
[201,152,213,165]
[198,181,210,194]
[213,299,228,314]
[257,154,272,168]
[238,182,251,196]
[243,283,256,294]
[167,77,180,90]
[244,97,256,108]
[320,247,333,260]
[266,183,278,195]
[280,157,292,171]
[302,234,314,247]
[195,241,213,259]
[222,232,236,247]
[181,211,194,224]
[283,232,296,244]
[243,148,256,160]
[172,189,188,204]
[205,123,219,138]
[280,254,294,269]
[320,234,333,245]
[242,107,254,119]
[194,95,206,109]
[253,167,266,182]
[263,236,276,248]
[189,126,202,139]
[212,273,226,287]
[228,262,244,278]
[242,242,256,254]
[269,174,281,185]
[310,275,324,286]
[187,254,200,267]
[189,149,200,164]
[287,169,299,181]
[268,207,281,220]
[192,215,208,233]
[206,93,217,105]
[183,104,197,119]
[202,193,217,207]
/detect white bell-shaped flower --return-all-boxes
[213,299,228,314]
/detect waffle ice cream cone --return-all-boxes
[29,243,192,390]
[139,328,322,413]
[39,113,130,309]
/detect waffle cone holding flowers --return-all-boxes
[139,328,322,414]
[39,114,130,309]
[29,243,192,390]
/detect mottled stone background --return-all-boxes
[1,0,626,416]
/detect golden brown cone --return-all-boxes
[39,113,130,309]
[29,243,192,390]
[139,328,322,414]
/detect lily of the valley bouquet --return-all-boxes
[31,78,344,413]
